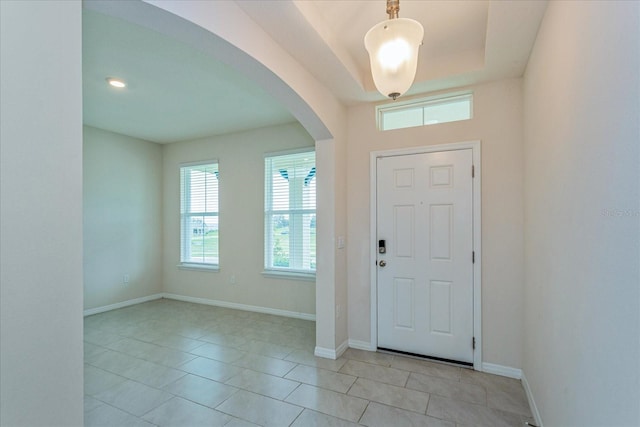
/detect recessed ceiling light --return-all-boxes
[106,77,126,88]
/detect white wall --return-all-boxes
[162,123,317,315]
[347,79,525,369]
[0,1,84,425]
[83,126,163,310]
[522,1,640,425]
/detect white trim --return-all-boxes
[178,263,220,272]
[162,293,316,321]
[180,158,219,168]
[336,339,349,358]
[376,90,474,111]
[348,339,376,351]
[369,140,482,370]
[314,346,337,359]
[83,294,163,316]
[522,371,544,426]
[471,142,482,370]
[314,339,348,360]
[261,270,316,282]
[263,146,315,158]
[481,362,522,379]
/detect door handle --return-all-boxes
[379,260,387,267]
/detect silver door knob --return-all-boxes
[379,260,387,267]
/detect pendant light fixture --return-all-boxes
[364,0,424,100]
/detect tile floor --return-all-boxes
[84,299,533,426]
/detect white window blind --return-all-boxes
[264,150,316,274]
[180,161,219,266]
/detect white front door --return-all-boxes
[376,149,474,363]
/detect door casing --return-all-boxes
[369,140,482,370]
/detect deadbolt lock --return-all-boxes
[379,260,387,267]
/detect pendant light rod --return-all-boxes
[386,0,400,19]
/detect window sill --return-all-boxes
[178,263,220,272]
[262,270,315,282]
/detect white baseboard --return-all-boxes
[521,371,543,426]
[314,346,336,359]
[314,339,348,360]
[162,293,316,321]
[336,339,348,358]
[348,339,376,351]
[83,293,163,316]
[481,362,523,379]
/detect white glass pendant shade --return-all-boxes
[365,18,424,99]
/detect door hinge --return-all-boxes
[472,251,475,263]
[473,337,476,349]
[472,165,475,178]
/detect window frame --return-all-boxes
[377,92,473,131]
[179,159,220,271]
[263,148,316,280]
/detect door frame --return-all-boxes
[369,140,482,370]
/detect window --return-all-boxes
[180,161,219,268]
[378,93,473,131]
[264,150,316,276]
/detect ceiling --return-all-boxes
[83,0,547,144]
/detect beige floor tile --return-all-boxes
[339,359,409,387]
[285,349,348,372]
[391,357,462,381]
[84,395,104,413]
[285,364,357,393]
[285,384,368,423]
[190,342,246,363]
[359,402,455,427]
[217,390,303,427]
[142,396,230,426]
[232,353,297,377]
[85,404,154,427]
[124,325,171,343]
[237,339,297,359]
[342,348,395,367]
[169,324,210,340]
[225,368,300,400]
[348,378,430,414]
[163,373,238,408]
[291,408,362,426]
[84,364,127,396]
[459,369,522,393]
[93,379,172,416]
[84,342,108,360]
[224,417,261,427]
[124,358,187,388]
[151,349,198,368]
[151,333,205,352]
[179,356,244,382]
[84,329,123,346]
[200,331,249,348]
[107,337,197,368]
[426,395,523,427]
[487,388,532,417]
[86,349,144,377]
[406,372,487,405]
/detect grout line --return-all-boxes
[287,406,305,427]
[357,400,371,424]
[282,382,302,401]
